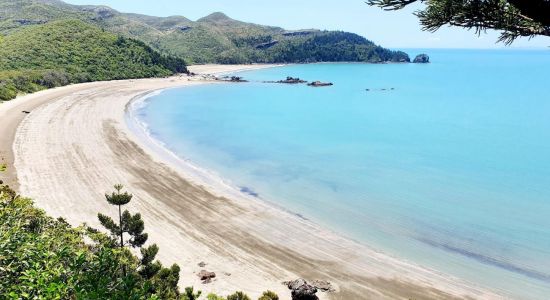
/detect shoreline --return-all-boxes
[125,86,315,227]
[3,64,502,299]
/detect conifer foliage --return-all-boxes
[98,184,148,248]
[97,184,180,297]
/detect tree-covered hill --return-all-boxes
[0,19,187,100]
[0,0,410,64]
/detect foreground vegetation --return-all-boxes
[0,0,410,65]
[0,177,279,299]
[0,19,187,101]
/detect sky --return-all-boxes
[65,0,550,49]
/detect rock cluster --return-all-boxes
[413,53,430,63]
[228,76,248,82]
[276,77,307,84]
[311,280,335,292]
[197,270,216,284]
[284,279,319,300]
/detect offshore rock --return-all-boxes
[307,81,333,87]
[413,53,430,63]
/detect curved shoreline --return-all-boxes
[4,65,503,299]
[125,88,322,226]
[125,87,251,202]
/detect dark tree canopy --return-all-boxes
[367,0,550,44]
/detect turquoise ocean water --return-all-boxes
[134,49,550,299]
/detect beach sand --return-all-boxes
[0,65,502,299]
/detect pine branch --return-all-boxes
[98,213,120,237]
[367,0,550,43]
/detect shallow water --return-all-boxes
[136,49,550,299]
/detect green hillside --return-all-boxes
[0,19,187,100]
[0,0,410,64]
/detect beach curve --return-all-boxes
[2,65,504,299]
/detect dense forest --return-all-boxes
[218,31,410,63]
[0,19,187,101]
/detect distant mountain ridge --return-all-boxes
[0,0,411,64]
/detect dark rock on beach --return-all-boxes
[197,270,216,281]
[311,280,335,292]
[285,279,319,300]
[413,53,430,63]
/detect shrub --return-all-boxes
[0,183,181,299]
[227,291,252,300]
[182,287,202,300]
[0,81,18,101]
[258,290,279,300]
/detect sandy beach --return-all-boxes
[0,65,503,299]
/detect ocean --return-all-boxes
[132,49,550,299]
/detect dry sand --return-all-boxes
[0,65,504,299]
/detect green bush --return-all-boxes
[0,184,180,299]
[207,293,227,300]
[227,291,251,300]
[0,81,18,101]
[258,290,279,300]
[182,287,202,300]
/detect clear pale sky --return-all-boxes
[65,0,550,49]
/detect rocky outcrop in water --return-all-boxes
[220,76,248,82]
[308,81,333,87]
[413,54,430,63]
[276,77,307,84]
